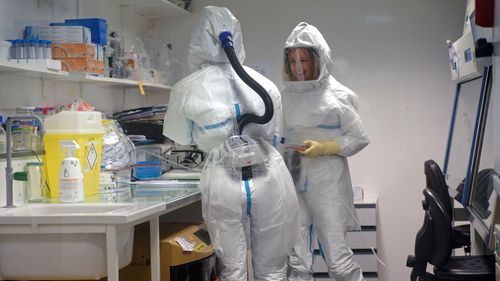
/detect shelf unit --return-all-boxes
[0,60,172,91]
[111,0,192,17]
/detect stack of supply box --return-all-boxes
[25,18,106,75]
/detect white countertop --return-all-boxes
[0,202,166,225]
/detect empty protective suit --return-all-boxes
[163,6,298,280]
[282,22,370,281]
[163,6,282,153]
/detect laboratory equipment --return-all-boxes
[219,32,274,133]
[467,170,500,249]
[43,40,52,59]
[133,146,162,180]
[0,121,5,154]
[35,39,43,59]
[12,162,45,203]
[26,162,45,202]
[446,0,494,83]
[3,116,44,208]
[58,140,84,203]
[27,39,36,59]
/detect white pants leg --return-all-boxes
[288,194,314,281]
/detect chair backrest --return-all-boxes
[424,160,453,218]
[413,188,453,267]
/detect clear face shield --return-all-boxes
[284,47,321,81]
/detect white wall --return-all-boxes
[0,1,471,280]
[150,1,465,280]
[0,0,168,115]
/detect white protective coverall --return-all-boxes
[163,6,298,281]
[202,136,298,280]
[163,6,282,153]
[282,22,370,281]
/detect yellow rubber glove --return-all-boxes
[300,140,340,158]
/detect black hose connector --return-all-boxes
[218,32,274,134]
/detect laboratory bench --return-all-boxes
[0,181,201,281]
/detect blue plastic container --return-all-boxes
[64,18,107,45]
[133,160,161,180]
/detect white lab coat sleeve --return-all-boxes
[163,87,194,145]
[335,105,370,157]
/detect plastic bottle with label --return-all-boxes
[59,140,84,203]
[0,116,6,154]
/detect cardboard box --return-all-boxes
[124,222,215,281]
[52,43,96,59]
[59,57,96,73]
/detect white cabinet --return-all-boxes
[314,197,378,281]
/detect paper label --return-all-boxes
[175,236,195,252]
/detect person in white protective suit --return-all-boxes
[163,6,282,153]
[281,22,371,281]
[162,6,298,281]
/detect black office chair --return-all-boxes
[424,160,471,254]
[406,188,494,281]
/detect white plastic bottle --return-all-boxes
[0,117,6,154]
[59,140,84,203]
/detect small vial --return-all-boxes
[7,40,15,60]
[22,40,28,60]
[44,40,52,59]
[15,39,24,60]
[35,40,43,59]
[27,39,36,60]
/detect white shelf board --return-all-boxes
[0,60,69,79]
[0,61,172,91]
[112,0,191,17]
[77,74,172,90]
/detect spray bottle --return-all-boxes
[59,140,84,203]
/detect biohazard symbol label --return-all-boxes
[87,143,97,171]
[64,169,70,177]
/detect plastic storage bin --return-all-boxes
[43,111,104,198]
[133,146,161,180]
[64,18,107,45]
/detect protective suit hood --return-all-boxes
[283,22,334,92]
[187,6,246,72]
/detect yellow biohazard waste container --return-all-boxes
[43,111,104,198]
